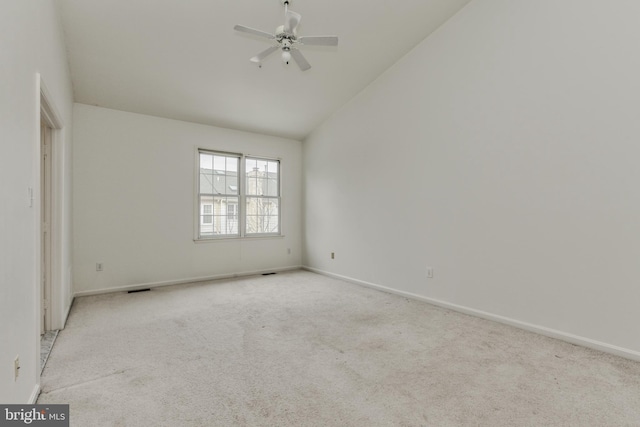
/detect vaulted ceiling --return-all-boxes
[56,0,471,140]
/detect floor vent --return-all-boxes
[128,288,151,294]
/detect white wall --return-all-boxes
[304,0,640,356]
[0,1,74,403]
[73,104,302,294]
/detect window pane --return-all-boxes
[226,157,238,173]
[246,158,257,172]
[208,196,239,236]
[199,153,214,195]
[264,161,279,196]
[247,175,257,195]
[257,177,268,195]
[245,158,258,195]
[213,173,225,195]
[200,171,213,194]
[213,156,226,172]
[246,198,279,234]
[200,152,239,197]
[227,175,238,194]
[199,196,214,236]
[265,175,278,197]
[246,158,279,197]
[202,204,213,224]
[267,161,278,174]
[226,202,238,234]
[200,153,213,170]
[256,159,267,173]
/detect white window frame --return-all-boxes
[195,149,282,241]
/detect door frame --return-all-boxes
[36,76,65,334]
[40,121,52,333]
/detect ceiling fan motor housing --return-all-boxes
[275,25,297,39]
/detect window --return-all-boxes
[245,157,280,235]
[198,152,240,238]
[197,150,280,239]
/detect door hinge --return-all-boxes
[43,299,49,310]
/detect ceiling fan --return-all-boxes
[234,0,339,71]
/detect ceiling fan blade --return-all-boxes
[250,46,280,63]
[284,10,301,34]
[290,49,311,71]
[234,25,275,40]
[298,36,339,46]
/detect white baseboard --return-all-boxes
[74,266,303,298]
[303,266,640,363]
[60,296,73,329]
[29,384,40,404]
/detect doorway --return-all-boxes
[38,78,66,374]
[38,77,65,336]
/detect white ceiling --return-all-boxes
[56,0,471,140]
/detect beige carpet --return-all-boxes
[39,270,640,426]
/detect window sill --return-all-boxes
[194,235,285,243]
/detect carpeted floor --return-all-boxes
[39,270,640,426]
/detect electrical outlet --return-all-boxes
[14,356,20,381]
[287,248,291,255]
[96,263,103,272]
[426,267,434,279]
[331,252,335,259]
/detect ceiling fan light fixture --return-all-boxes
[282,50,291,65]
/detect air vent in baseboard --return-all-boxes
[127,288,151,294]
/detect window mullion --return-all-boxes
[240,154,246,237]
